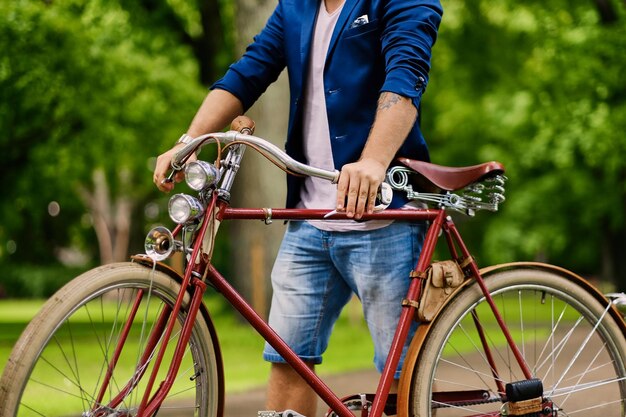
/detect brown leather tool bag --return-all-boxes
[418,260,465,322]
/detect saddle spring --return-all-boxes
[386,166,507,216]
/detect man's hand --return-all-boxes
[153,144,197,193]
[335,92,417,218]
[336,157,386,219]
[153,89,244,192]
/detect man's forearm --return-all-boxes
[335,92,417,218]
[360,92,418,168]
[187,89,245,137]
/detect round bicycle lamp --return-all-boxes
[168,194,204,224]
[185,161,220,191]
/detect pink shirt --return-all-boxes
[299,1,392,231]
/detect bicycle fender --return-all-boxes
[396,261,626,417]
[131,255,226,417]
[477,262,626,336]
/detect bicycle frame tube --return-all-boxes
[443,218,533,380]
[213,205,445,417]
[96,196,220,416]
[220,204,533,416]
[93,289,148,410]
[136,194,218,415]
[122,199,534,417]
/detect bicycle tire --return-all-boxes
[0,262,222,417]
[408,267,626,416]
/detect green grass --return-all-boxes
[0,290,583,414]
[0,297,375,395]
[0,297,375,415]
[0,291,582,389]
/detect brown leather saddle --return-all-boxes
[396,158,506,193]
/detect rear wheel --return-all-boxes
[0,262,222,417]
[409,268,626,416]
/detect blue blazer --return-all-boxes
[213,0,443,208]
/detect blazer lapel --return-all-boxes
[300,0,319,68]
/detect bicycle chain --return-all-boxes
[432,395,503,409]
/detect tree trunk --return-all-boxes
[592,0,618,24]
[196,0,230,84]
[600,179,626,291]
[79,168,134,265]
[230,0,289,318]
[601,225,626,292]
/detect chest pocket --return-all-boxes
[342,19,379,39]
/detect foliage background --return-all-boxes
[0,0,625,299]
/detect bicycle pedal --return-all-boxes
[258,410,307,417]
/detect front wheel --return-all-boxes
[409,267,626,416]
[0,262,222,417]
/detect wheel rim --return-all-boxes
[14,280,215,417]
[423,282,626,416]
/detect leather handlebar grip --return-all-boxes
[230,115,256,135]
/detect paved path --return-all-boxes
[224,369,380,417]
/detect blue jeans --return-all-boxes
[263,220,425,378]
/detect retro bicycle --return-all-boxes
[1,116,625,417]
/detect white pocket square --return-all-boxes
[350,14,369,28]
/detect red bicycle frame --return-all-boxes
[96,196,533,417]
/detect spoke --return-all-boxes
[17,403,47,417]
[561,359,615,384]
[159,404,201,410]
[51,329,89,404]
[537,316,585,381]
[534,294,570,374]
[133,269,158,405]
[453,321,500,387]
[549,376,626,398]
[562,398,626,415]
[434,376,497,392]
[85,290,134,409]
[89,290,123,406]
[549,302,613,396]
[479,310,524,384]
[518,290,525,365]
[496,292,513,383]
[439,358,507,384]
[560,341,610,406]
[36,355,98,404]
[28,377,95,402]
[166,383,201,398]
[424,281,626,417]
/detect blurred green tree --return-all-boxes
[0,0,206,269]
[423,0,626,288]
[2,0,624,296]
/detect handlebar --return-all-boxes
[173,131,340,184]
[168,118,505,216]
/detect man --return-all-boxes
[154,1,442,415]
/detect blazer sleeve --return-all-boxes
[211,1,287,112]
[380,0,443,109]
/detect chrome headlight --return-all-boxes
[185,161,220,191]
[168,194,204,224]
[144,226,174,261]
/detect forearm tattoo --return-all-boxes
[377,92,405,111]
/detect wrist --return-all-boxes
[176,133,194,145]
[359,154,390,170]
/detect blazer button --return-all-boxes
[415,77,425,91]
